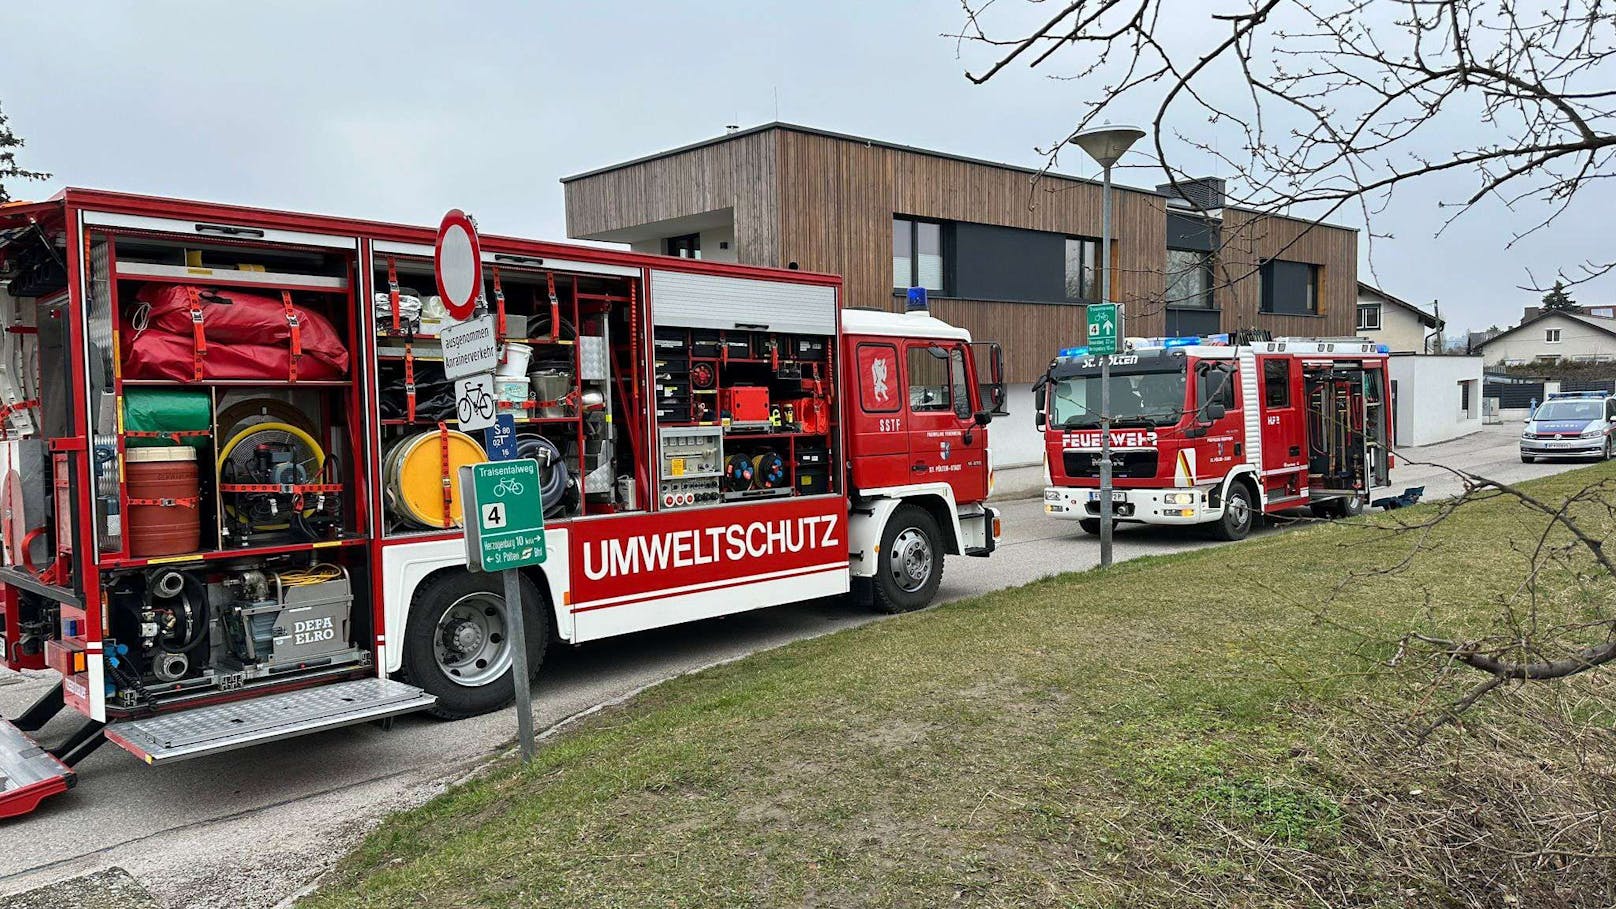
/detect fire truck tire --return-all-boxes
[1078,519,1102,535]
[872,505,944,613]
[401,570,547,720]
[1211,484,1254,541]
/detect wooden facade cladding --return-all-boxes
[563,129,780,266]
[562,124,1359,384]
[773,131,1167,382]
[1214,208,1356,339]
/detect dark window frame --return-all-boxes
[1064,236,1103,303]
[1357,303,1381,330]
[1165,247,1215,309]
[665,233,700,259]
[1259,259,1322,316]
[892,217,946,293]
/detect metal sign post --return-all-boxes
[461,459,547,762]
[1089,309,1122,570]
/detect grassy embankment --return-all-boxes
[307,464,1616,908]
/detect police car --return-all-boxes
[1520,390,1616,462]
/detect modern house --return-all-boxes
[561,123,1359,465]
[1473,310,1616,366]
[1357,282,1441,353]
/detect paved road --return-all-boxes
[0,424,1577,908]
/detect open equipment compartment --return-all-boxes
[649,268,840,511]
[370,245,649,538]
[5,209,386,726]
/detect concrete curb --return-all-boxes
[3,868,162,909]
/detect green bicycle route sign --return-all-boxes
[1086,302,1121,355]
[460,459,547,571]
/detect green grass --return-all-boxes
[304,465,1616,908]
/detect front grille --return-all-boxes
[1063,450,1159,479]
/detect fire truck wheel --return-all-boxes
[1078,519,1102,535]
[401,570,547,720]
[872,505,944,613]
[1211,484,1254,541]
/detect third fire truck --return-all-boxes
[0,189,1004,818]
[1037,334,1391,540]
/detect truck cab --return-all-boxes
[1037,336,1390,540]
[839,305,1005,611]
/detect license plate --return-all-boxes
[1087,490,1126,502]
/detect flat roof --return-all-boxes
[561,122,1358,233]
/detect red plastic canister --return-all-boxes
[125,446,201,557]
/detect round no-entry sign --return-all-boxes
[434,209,483,322]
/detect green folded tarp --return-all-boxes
[123,388,211,448]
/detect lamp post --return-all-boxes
[1069,125,1144,568]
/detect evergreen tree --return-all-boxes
[0,102,49,205]
[1541,281,1580,313]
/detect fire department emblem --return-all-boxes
[870,355,891,404]
[940,441,952,461]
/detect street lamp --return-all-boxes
[1069,125,1145,569]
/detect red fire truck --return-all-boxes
[0,189,1004,818]
[1037,335,1391,540]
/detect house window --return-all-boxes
[1546,328,1562,343]
[893,218,944,292]
[1165,248,1213,308]
[1458,380,1472,415]
[1357,303,1382,330]
[1263,359,1291,407]
[1064,237,1101,302]
[1259,260,1321,315]
[665,233,700,259]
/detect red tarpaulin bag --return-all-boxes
[122,328,346,382]
[132,284,350,378]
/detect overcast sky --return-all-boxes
[4,1,1609,335]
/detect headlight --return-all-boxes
[1521,431,1537,440]
[1164,492,1196,505]
[1584,426,1606,439]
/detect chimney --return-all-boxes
[1157,177,1226,211]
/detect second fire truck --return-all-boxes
[1037,334,1391,540]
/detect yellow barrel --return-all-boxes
[384,430,487,528]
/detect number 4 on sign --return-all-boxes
[482,502,507,529]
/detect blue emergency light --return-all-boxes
[1059,346,1091,358]
[906,287,928,312]
[1161,336,1200,348]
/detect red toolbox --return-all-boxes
[722,386,771,424]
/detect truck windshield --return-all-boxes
[1534,400,1602,421]
[1049,368,1187,427]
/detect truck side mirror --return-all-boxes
[1033,384,1047,431]
[973,410,991,427]
[1203,401,1227,422]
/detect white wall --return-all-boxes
[989,383,1045,469]
[1480,313,1616,366]
[1388,355,1484,447]
[625,223,738,262]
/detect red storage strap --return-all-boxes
[492,266,507,339]
[545,272,560,341]
[387,256,402,334]
[281,291,303,383]
[126,495,201,508]
[404,342,417,423]
[185,286,207,381]
[437,421,453,528]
